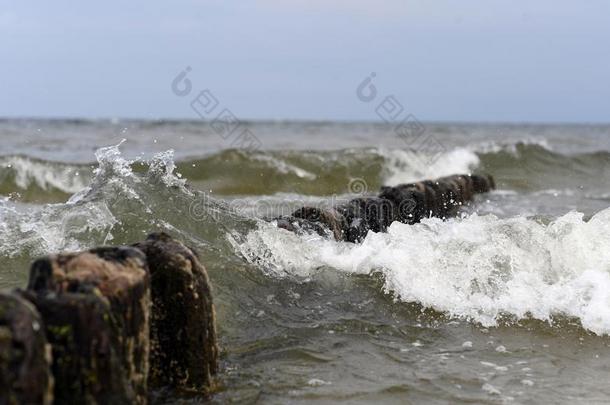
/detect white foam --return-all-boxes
[308,378,331,387]
[239,208,610,335]
[0,198,117,257]
[382,147,480,186]
[252,153,316,180]
[379,139,553,187]
[0,156,90,193]
[147,149,188,189]
[472,138,552,155]
[0,141,153,258]
[482,383,501,395]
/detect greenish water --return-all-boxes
[1,119,610,403]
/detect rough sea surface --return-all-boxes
[1,119,609,404]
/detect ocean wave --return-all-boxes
[471,137,553,155]
[238,208,610,335]
[1,141,608,200]
[1,141,609,336]
[0,155,93,199]
[0,142,255,287]
[382,147,480,186]
[476,142,610,192]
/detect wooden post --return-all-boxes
[0,233,220,402]
[274,173,496,241]
[134,232,219,393]
[0,292,53,405]
[22,246,150,404]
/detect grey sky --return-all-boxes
[1,1,609,122]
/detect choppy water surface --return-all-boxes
[1,119,609,404]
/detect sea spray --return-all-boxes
[239,208,610,335]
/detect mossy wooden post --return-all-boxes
[0,292,53,405]
[22,246,150,404]
[134,232,219,393]
[274,173,496,241]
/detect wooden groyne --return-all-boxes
[0,233,218,404]
[0,173,495,403]
[275,173,495,242]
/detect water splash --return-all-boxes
[238,208,610,335]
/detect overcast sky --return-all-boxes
[1,1,609,122]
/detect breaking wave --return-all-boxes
[238,208,610,335]
[1,140,609,336]
[1,140,608,200]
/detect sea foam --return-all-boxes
[239,208,610,335]
[382,147,480,185]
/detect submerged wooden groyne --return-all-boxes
[275,173,495,242]
[0,173,495,403]
[0,233,218,404]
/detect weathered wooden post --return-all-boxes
[274,173,496,242]
[134,232,219,393]
[0,232,220,403]
[0,292,53,405]
[22,246,150,404]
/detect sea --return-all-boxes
[1,118,609,404]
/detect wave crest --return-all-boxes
[239,208,610,335]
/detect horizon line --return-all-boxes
[2,115,610,127]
